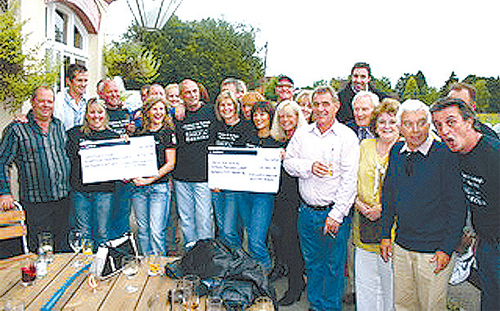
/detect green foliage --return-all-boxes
[0,4,59,112]
[402,77,419,101]
[128,15,264,101]
[264,76,278,102]
[312,79,328,88]
[103,41,160,88]
[329,77,343,92]
[475,79,491,112]
[440,71,459,96]
[373,76,392,94]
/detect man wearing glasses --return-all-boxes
[275,75,295,103]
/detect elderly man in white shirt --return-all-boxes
[284,85,359,311]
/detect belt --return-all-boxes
[304,202,335,211]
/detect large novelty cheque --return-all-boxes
[79,136,158,184]
[208,147,282,193]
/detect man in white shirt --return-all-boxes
[53,64,89,130]
[284,85,359,311]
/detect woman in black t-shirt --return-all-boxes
[130,97,176,255]
[66,98,120,244]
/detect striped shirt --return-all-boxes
[0,111,70,202]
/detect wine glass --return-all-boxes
[122,256,139,293]
[68,229,83,267]
[88,259,101,293]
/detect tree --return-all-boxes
[0,4,58,112]
[440,71,459,96]
[475,79,491,112]
[129,15,264,102]
[263,76,278,102]
[329,77,343,92]
[313,79,328,88]
[103,41,160,89]
[373,76,393,94]
[402,76,420,101]
[395,73,412,99]
[415,70,428,91]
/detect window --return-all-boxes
[74,26,82,49]
[55,10,67,44]
[46,3,88,92]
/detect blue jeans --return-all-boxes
[298,203,349,311]
[111,181,131,239]
[212,190,226,237]
[174,180,213,247]
[131,182,171,255]
[73,191,114,244]
[476,237,500,311]
[222,191,274,273]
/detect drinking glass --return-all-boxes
[20,258,37,286]
[122,256,139,293]
[169,280,189,311]
[38,232,54,263]
[88,260,100,293]
[81,239,94,264]
[68,229,83,267]
[147,251,161,276]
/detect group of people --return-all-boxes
[0,61,498,311]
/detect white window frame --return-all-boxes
[45,2,89,92]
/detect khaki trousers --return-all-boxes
[393,243,453,311]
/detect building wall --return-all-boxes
[0,0,114,198]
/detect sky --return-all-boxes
[106,0,500,89]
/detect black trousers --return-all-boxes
[271,173,304,286]
[22,197,71,253]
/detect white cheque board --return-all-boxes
[208,147,282,193]
[79,136,158,184]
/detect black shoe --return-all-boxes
[278,280,305,306]
[268,263,288,282]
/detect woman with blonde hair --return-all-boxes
[270,100,307,142]
[66,98,120,244]
[130,96,176,255]
[353,98,400,311]
[269,100,308,306]
[295,90,313,123]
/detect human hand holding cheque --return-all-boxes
[208,147,282,193]
[79,136,158,184]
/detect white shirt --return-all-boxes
[284,120,360,223]
[53,88,87,130]
[400,134,434,156]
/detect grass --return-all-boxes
[477,113,500,125]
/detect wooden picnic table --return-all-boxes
[0,254,274,310]
[0,253,191,310]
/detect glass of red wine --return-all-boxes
[21,258,37,286]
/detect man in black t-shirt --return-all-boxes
[101,79,134,239]
[431,98,500,311]
[173,79,216,248]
